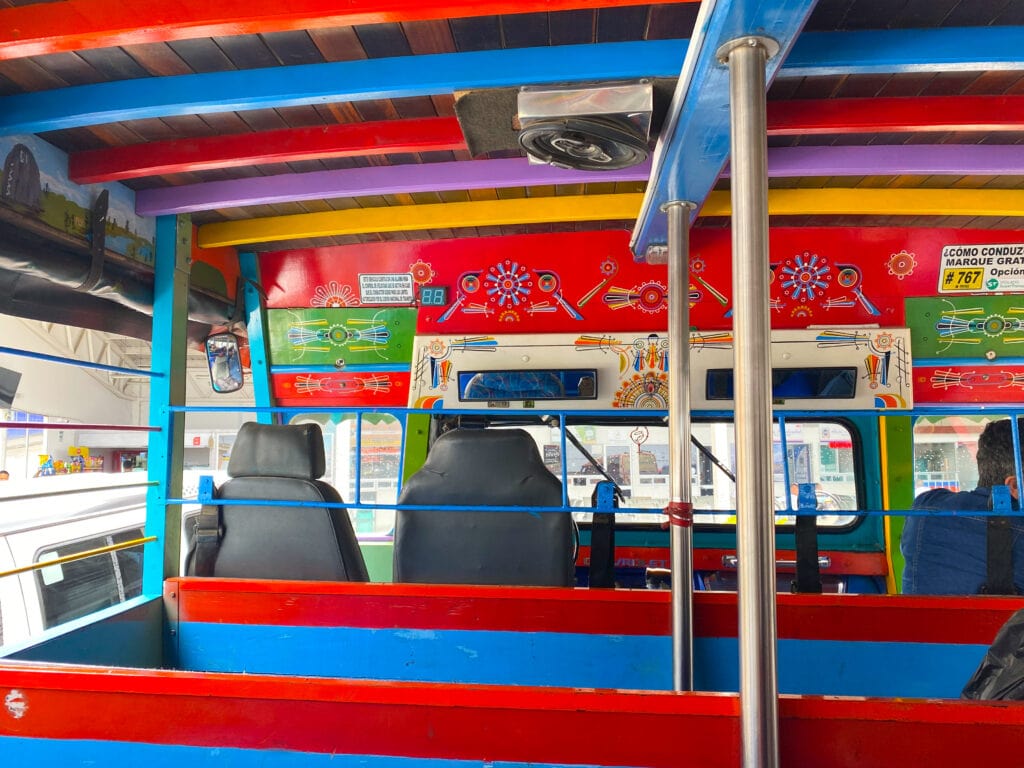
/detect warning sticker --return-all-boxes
[938,244,1024,294]
[358,273,415,305]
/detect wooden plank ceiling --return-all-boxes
[1,0,1023,249]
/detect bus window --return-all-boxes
[913,415,996,495]
[34,528,144,629]
[507,419,859,528]
[292,413,403,535]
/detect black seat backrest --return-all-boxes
[393,428,573,586]
[190,421,368,581]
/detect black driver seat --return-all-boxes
[188,421,368,581]
[393,428,574,586]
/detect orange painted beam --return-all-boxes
[0,0,696,61]
[69,117,466,184]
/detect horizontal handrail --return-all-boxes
[166,496,1016,519]
[170,403,1024,418]
[1,480,156,503]
[0,345,162,378]
[0,536,155,580]
[0,423,159,431]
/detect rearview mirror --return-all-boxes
[205,332,244,394]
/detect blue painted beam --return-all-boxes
[631,0,818,259]
[0,40,687,135]
[239,251,274,425]
[783,27,1024,77]
[3,28,1023,136]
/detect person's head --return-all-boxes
[976,417,1024,493]
[0,470,8,480]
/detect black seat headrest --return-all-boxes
[227,422,326,480]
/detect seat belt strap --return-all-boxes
[589,481,618,589]
[192,505,223,577]
[792,483,822,594]
[191,474,223,578]
[982,485,1017,595]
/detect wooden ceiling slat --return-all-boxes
[355,23,413,59]
[894,0,959,27]
[549,9,596,45]
[402,20,457,55]
[29,51,103,85]
[0,56,65,91]
[646,3,700,39]
[237,108,290,133]
[76,47,151,80]
[963,70,1024,95]
[213,35,280,70]
[355,100,402,122]
[122,118,182,143]
[450,16,503,52]
[803,0,857,32]
[920,71,984,97]
[167,38,235,73]
[260,31,326,67]
[37,125,106,152]
[275,104,330,129]
[500,13,550,49]
[315,102,365,124]
[307,27,368,62]
[874,72,935,97]
[831,75,891,99]
[597,5,651,42]
[392,96,440,119]
[196,111,253,135]
[120,43,194,77]
[840,0,913,29]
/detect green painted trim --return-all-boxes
[402,413,432,483]
[883,415,915,593]
[360,541,394,583]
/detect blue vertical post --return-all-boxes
[238,250,273,424]
[142,215,190,596]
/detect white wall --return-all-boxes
[0,319,136,425]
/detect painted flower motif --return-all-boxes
[887,250,917,279]
[409,260,435,285]
[310,281,358,308]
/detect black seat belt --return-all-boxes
[190,475,223,577]
[192,504,223,577]
[982,485,1018,595]
[589,481,619,589]
[792,483,822,594]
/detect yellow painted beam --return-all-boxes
[197,187,1024,248]
[197,193,645,248]
[756,187,1024,218]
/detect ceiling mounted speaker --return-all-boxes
[517,82,653,171]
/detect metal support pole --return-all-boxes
[664,200,695,692]
[718,35,780,768]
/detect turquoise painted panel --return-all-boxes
[0,738,624,768]
[176,622,984,699]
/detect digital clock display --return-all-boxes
[419,286,449,306]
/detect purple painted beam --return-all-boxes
[137,144,1024,216]
[755,144,1024,178]
[135,158,652,216]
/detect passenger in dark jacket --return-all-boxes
[902,418,1024,594]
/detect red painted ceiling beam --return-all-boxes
[0,0,696,60]
[767,94,1024,135]
[72,94,1024,185]
[69,117,467,184]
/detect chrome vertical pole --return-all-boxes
[718,36,780,768]
[664,200,696,692]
